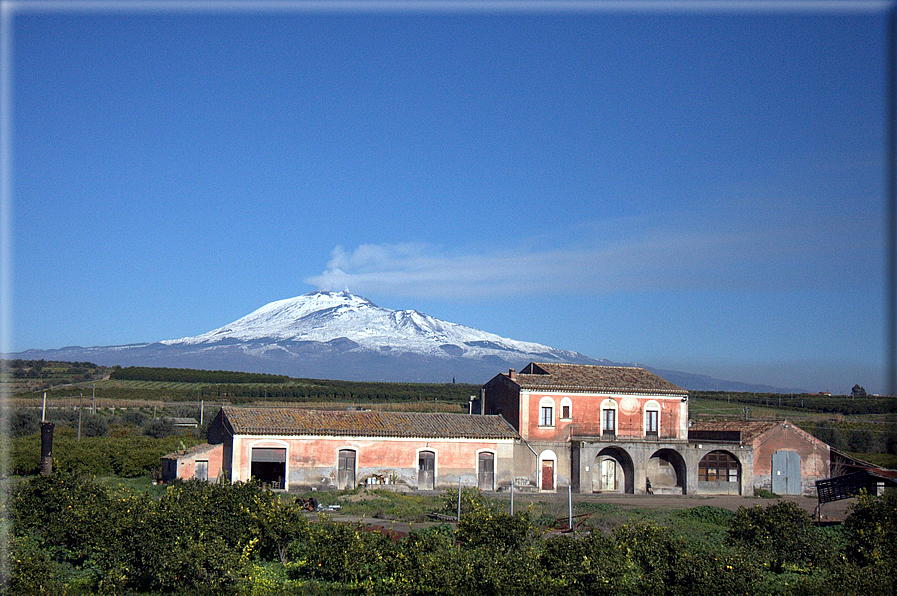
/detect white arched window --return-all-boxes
[601,399,618,437]
[538,397,555,427]
[644,400,661,438]
[560,397,573,420]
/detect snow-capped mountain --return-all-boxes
[161,291,594,365]
[11,292,605,383]
[8,291,806,391]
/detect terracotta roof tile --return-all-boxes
[161,442,219,460]
[221,406,519,440]
[511,362,687,395]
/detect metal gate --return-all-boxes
[338,449,356,490]
[478,452,494,491]
[772,450,801,495]
[419,451,435,490]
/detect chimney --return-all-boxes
[508,368,517,381]
[40,421,54,476]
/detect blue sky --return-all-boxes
[7,2,890,393]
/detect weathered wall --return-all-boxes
[229,435,515,491]
[483,375,521,434]
[166,444,224,482]
[522,392,685,441]
[750,423,830,496]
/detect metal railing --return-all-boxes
[569,422,682,441]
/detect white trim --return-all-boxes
[521,389,686,399]
[475,448,497,491]
[538,449,558,492]
[415,448,438,489]
[235,433,514,444]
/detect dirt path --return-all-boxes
[493,491,853,521]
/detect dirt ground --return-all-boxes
[309,491,856,538]
[496,491,853,521]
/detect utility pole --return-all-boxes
[568,485,573,531]
[41,391,47,422]
[77,393,83,440]
[92,384,96,414]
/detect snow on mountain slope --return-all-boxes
[161,291,588,362]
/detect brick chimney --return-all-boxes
[508,368,517,381]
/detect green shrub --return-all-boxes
[540,531,626,596]
[727,501,823,573]
[7,535,72,595]
[439,486,488,516]
[456,507,537,554]
[754,488,779,498]
[11,474,112,564]
[841,492,897,569]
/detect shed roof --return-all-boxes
[161,441,219,460]
[509,362,687,395]
[221,406,519,440]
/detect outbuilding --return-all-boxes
[689,419,830,496]
[173,406,520,491]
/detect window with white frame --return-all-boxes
[601,399,617,436]
[538,397,555,426]
[644,401,660,437]
[560,397,573,420]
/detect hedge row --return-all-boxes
[691,391,897,415]
[109,366,292,384]
[7,477,897,595]
[10,434,202,477]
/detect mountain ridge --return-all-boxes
[8,291,805,392]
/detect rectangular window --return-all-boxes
[562,405,571,419]
[646,410,659,436]
[540,406,553,426]
[602,409,616,434]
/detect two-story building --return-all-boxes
[481,362,694,494]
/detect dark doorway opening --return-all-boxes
[251,447,286,489]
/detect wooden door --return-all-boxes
[478,452,495,491]
[541,460,554,491]
[338,449,356,490]
[195,460,208,481]
[418,451,435,490]
[601,458,617,491]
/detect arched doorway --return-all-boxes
[698,450,741,495]
[594,447,634,494]
[648,449,687,494]
[538,450,557,492]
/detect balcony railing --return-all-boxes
[569,423,681,442]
